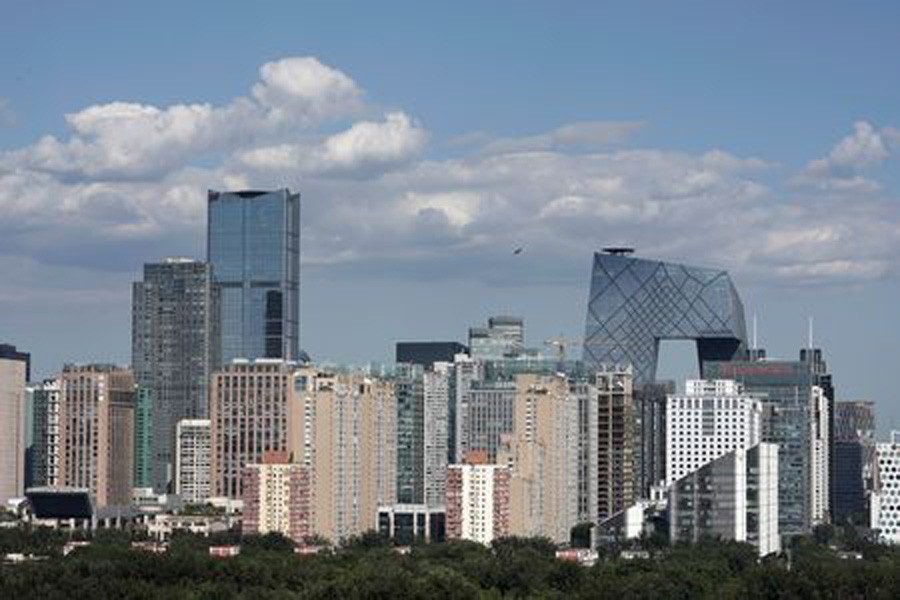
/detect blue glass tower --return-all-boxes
[207,189,300,363]
[582,251,748,386]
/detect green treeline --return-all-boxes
[0,528,898,599]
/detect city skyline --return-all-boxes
[1,2,899,434]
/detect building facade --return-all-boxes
[176,419,212,504]
[423,365,450,508]
[833,400,876,523]
[871,432,900,545]
[669,443,780,556]
[133,386,153,489]
[446,452,511,545]
[132,258,218,493]
[665,379,762,484]
[242,451,311,544]
[377,504,446,544]
[28,378,60,489]
[461,380,516,462]
[596,366,636,522]
[294,368,397,542]
[58,365,136,508]
[0,345,29,504]
[209,360,303,499]
[468,316,524,359]
[501,374,579,544]
[395,342,468,369]
[582,252,748,386]
[207,189,300,363]
[705,353,833,535]
[395,363,425,504]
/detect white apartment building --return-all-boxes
[446,455,510,545]
[424,364,450,508]
[666,379,762,484]
[871,431,900,544]
[176,419,212,504]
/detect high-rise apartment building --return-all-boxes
[871,432,900,544]
[176,419,212,504]
[634,381,671,497]
[669,443,780,556]
[132,257,218,493]
[28,379,60,488]
[207,189,300,363]
[294,368,396,542]
[595,366,636,522]
[423,364,450,508]
[242,451,311,544]
[133,386,153,489]
[446,452,511,545]
[468,316,524,359]
[210,360,302,499]
[706,352,832,534]
[59,365,136,508]
[582,252,748,386]
[501,374,579,544]
[0,344,29,504]
[665,380,762,484]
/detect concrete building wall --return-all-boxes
[176,419,212,503]
[596,366,635,522]
[0,357,27,504]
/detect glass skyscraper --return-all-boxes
[207,189,300,363]
[582,251,748,386]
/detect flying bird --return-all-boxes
[513,247,523,255]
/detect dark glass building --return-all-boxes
[395,342,468,368]
[582,251,748,386]
[207,189,300,363]
[132,258,218,492]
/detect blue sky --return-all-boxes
[1,1,899,433]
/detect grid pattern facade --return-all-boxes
[395,363,425,504]
[583,253,748,386]
[207,189,300,364]
[872,433,900,544]
[28,379,60,488]
[176,419,212,504]
[462,381,516,463]
[242,457,311,544]
[423,366,450,508]
[446,462,510,545]
[0,356,27,505]
[666,379,762,484]
[132,258,217,493]
[596,367,636,522]
[59,365,135,508]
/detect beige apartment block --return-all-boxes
[59,364,135,508]
[294,367,396,543]
[596,366,636,522]
[0,357,27,505]
[501,373,579,544]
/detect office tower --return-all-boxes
[0,344,29,504]
[635,381,672,497]
[468,316,525,359]
[59,365,136,508]
[395,363,425,504]
[133,387,153,489]
[801,348,836,522]
[395,342,468,369]
[582,251,748,386]
[176,419,212,504]
[207,189,301,363]
[423,364,450,508]
[460,379,516,462]
[242,451,311,544]
[669,443,780,556]
[294,368,397,542]
[451,353,482,464]
[446,451,511,545]
[871,432,900,544]
[665,380,762,484]
[834,401,876,523]
[210,360,302,499]
[501,374,579,544]
[132,258,218,493]
[596,366,636,522]
[706,350,833,535]
[28,379,60,488]
[377,504,446,544]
